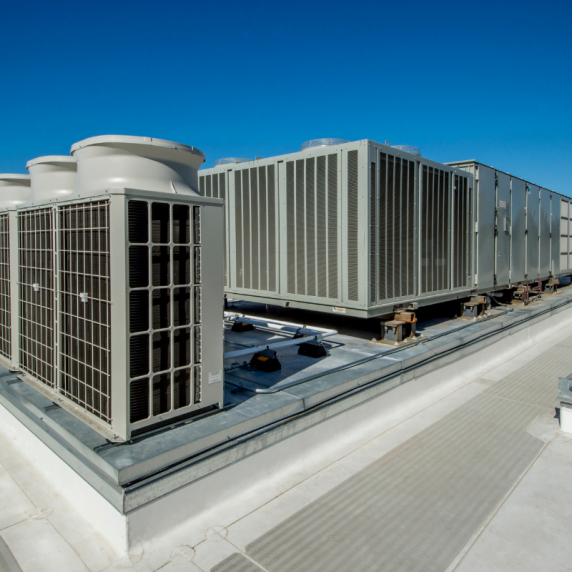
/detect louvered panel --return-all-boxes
[379,153,387,301]
[235,171,243,288]
[206,175,211,198]
[219,173,225,200]
[295,159,305,295]
[259,166,267,292]
[327,154,338,299]
[268,165,276,292]
[444,172,450,290]
[212,174,219,198]
[242,170,251,289]
[306,157,316,297]
[395,157,402,297]
[421,167,427,293]
[0,214,10,360]
[387,155,395,299]
[250,167,259,290]
[286,162,295,294]
[317,156,327,298]
[347,150,359,301]
[407,161,415,296]
[60,201,111,422]
[399,159,408,298]
[18,208,55,388]
[370,161,377,305]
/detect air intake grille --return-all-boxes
[453,175,470,288]
[286,154,339,299]
[128,199,202,425]
[371,152,416,304]
[421,166,450,294]
[347,150,359,301]
[18,208,55,387]
[233,165,277,293]
[0,215,10,360]
[59,202,112,422]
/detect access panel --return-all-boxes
[495,172,511,286]
[510,178,526,283]
[539,188,551,278]
[526,184,540,280]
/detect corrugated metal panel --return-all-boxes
[18,208,55,388]
[347,150,359,301]
[453,174,469,288]
[0,214,10,360]
[317,157,327,298]
[59,201,111,423]
[370,162,376,304]
[259,167,267,292]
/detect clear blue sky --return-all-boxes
[1,0,571,195]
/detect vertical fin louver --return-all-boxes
[374,152,416,304]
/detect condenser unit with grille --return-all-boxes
[16,136,224,440]
[0,174,31,366]
[199,139,474,318]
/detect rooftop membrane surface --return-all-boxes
[1,284,572,570]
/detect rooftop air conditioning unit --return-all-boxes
[0,174,31,364]
[198,139,474,318]
[17,137,224,440]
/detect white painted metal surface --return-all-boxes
[25,156,76,204]
[0,174,31,208]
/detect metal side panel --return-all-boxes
[476,165,496,290]
[563,198,571,272]
[539,188,551,278]
[526,184,540,279]
[495,171,511,286]
[550,193,560,277]
[510,178,526,283]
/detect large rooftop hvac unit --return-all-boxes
[199,139,474,318]
[447,161,569,286]
[15,137,224,440]
[0,174,31,364]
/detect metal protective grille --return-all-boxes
[18,208,55,387]
[0,215,10,359]
[372,152,416,304]
[286,154,339,299]
[421,166,450,294]
[127,200,202,425]
[59,202,112,422]
[232,166,277,293]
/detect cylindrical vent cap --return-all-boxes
[0,174,31,209]
[71,135,205,197]
[300,138,349,151]
[392,145,422,157]
[214,157,253,167]
[26,156,77,205]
